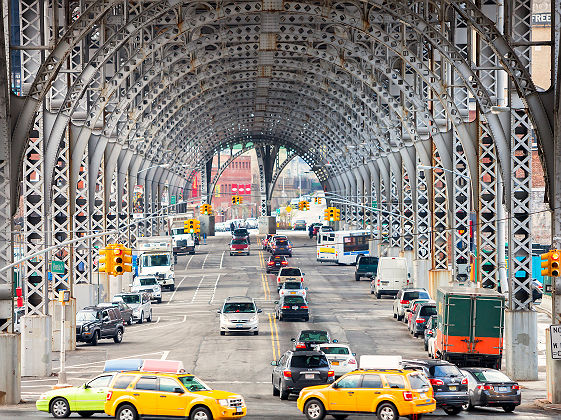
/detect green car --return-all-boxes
[36,372,115,418]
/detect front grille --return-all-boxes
[231,320,247,323]
[229,398,243,407]
[76,326,81,334]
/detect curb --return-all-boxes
[535,399,561,412]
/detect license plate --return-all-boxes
[235,324,243,328]
[449,386,457,391]
[236,407,243,413]
[497,386,509,392]
[382,281,389,285]
[331,361,339,366]
[290,292,296,294]
[305,374,315,379]
[420,393,426,399]
[292,306,299,309]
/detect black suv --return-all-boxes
[402,359,468,415]
[271,350,334,399]
[76,306,125,346]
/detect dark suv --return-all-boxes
[354,256,379,281]
[402,359,468,415]
[76,306,125,346]
[271,350,334,399]
[271,238,292,257]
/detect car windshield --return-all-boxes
[232,239,247,245]
[233,229,248,235]
[223,302,255,313]
[291,355,329,368]
[276,240,289,246]
[471,370,512,383]
[280,268,301,276]
[408,373,431,390]
[76,311,97,321]
[271,256,285,262]
[299,331,328,342]
[117,294,140,304]
[403,291,430,300]
[178,376,211,392]
[142,254,170,267]
[319,346,349,355]
[139,278,158,286]
[283,282,302,290]
[284,296,305,304]
[359,257,379,266]
[430,364,463,377]
[420,306,437,316]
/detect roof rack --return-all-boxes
[103,359,186,374]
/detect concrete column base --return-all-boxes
[258,216,276,234]
[75,283,99,310]
[428,269,452,299]
[504,310,538,380]
[49,299,76,352]
[0,333,20,405]
[368,239,380,257]
[387,247,400,257]
[21,315,52,377]
[199,215,215,237]
[414,259,431,290]
[400,250,414,278]
[109,275,124,300]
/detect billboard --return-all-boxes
[133,185,144,219]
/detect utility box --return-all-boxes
[435,287,505,369]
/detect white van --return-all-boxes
[370,257,409,298]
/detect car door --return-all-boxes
[131,376,159,415]
[100,309,111,338]
[274,354,287,384]
[328,374,361,412]
[355,374,384,413]
[74,374,114,412]
[157,377,187,417]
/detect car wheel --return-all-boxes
[502,404,516,413]
[50,397,70,418]
[127,317,133,326]
[157,298,162,304]
[370,289,374,294]
[272,381,280,396]
[376,402,398,420]
[397,314,403,321]
[147,311,152,322]
[376,292,381,299]
[190,406,213,420]
[424,342,428,351]
[443,406,462,415]
[304,316,309,322]
[220,331,225,336]
[279,313,283,321]
[116,404,138,420]
[279,381,289,400]
[169,284,175,291]
[137,312,143,324]
[89,331,98,346]
[78,412,94,418]
[355,275,360,281]
[254,331,259,335]
[113,328,123,343]
[303,398,325,420]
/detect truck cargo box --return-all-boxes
[435,287,505,369]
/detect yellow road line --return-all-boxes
[273,315,281,359]
[267,313,277,361]
[261,273,269,300]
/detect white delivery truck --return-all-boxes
[168,214,196,256]
[137,236,176,291]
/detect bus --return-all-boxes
[316,230,370,265]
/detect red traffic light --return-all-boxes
[16,287,22,297]
[113,248,122,255]
[16,297,23,307]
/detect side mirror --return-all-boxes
[274,301,279,304]
[352,353,356,356]
[332,382,339,389]
[271,361,278,366]
[257,308,263,313]
[129,284,132,288]
[305,287,308,290]
[216,310,221,314]
[173,387,184,394]
[83,384,90,389]
[332,339,338,343]
[291,338,296,342]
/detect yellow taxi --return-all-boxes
[104,371,246,420]
[296,369,436,420]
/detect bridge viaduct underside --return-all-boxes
[0,0,560,405]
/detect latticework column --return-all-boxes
[73,152,90,284]
[453,137,471,284]
[431,146,449,269]
[416,165,431,260]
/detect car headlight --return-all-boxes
[217,399,229,407]
[250,316,257,322]
[133,308,141,314]
[83,325,90,332]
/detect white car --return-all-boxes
[113,292,152,324]
[130,276,162,303]
[218,296,261,336]
[278,281,307,299]
[314,343,357,377]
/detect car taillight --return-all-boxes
[283,370,292,378]
[402,391,413,401]
[400,300,409,305]
[348,359,357,364]
[300,306,308,309]
[268,261,274,265]
[477,384,492,390]
[426,329,433,334]
[301,277,304,282]
[106,391,113,401]
[377,279,380,285]
[461,377,468,385]
[512,385,520,390]
[416,319,425,323]
[282,261,288,265]
[282,306,290,309]
[328,371,335,377]
[295,343,306,349]
[430,379,444,386]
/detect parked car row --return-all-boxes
[390,287,521,414]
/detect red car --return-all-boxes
[262,234,274,250]
[230,239,250,256]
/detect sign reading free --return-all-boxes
[550,325,561,359]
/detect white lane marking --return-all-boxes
[156,317,161,323]
[220,250,224,268]
[210,274,221,304]
[201,252,210,269]
[161,351,170,360]
[191,275,206,303]
[167,275,187,304]
[184,253,194,270]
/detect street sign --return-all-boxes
[286,206,292,213]
[171,195,176,205]
[550,325,561,359]
[51,260,65,274]
[276,208,280,215]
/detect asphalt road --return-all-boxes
[0,231,555,419]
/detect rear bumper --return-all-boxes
[173,246,194,254]
[478,393,521,406]
[435,392,469,407]
[280,310,309,319]
[377,289,399,296]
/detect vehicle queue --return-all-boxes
[37,225,521,420]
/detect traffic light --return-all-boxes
[231,196,237,205]
[184,219,197,233]
[112,246,124,275]
[99,246,110,273]
[541,250,561,277]
[304,201,310,211]
[324,208,330,221]
[334,208,341,221]
[121,246,133,273]
[201,204,213,215]
[194,220,201,233]
[298,201,304,210]
[237,196,243,204]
